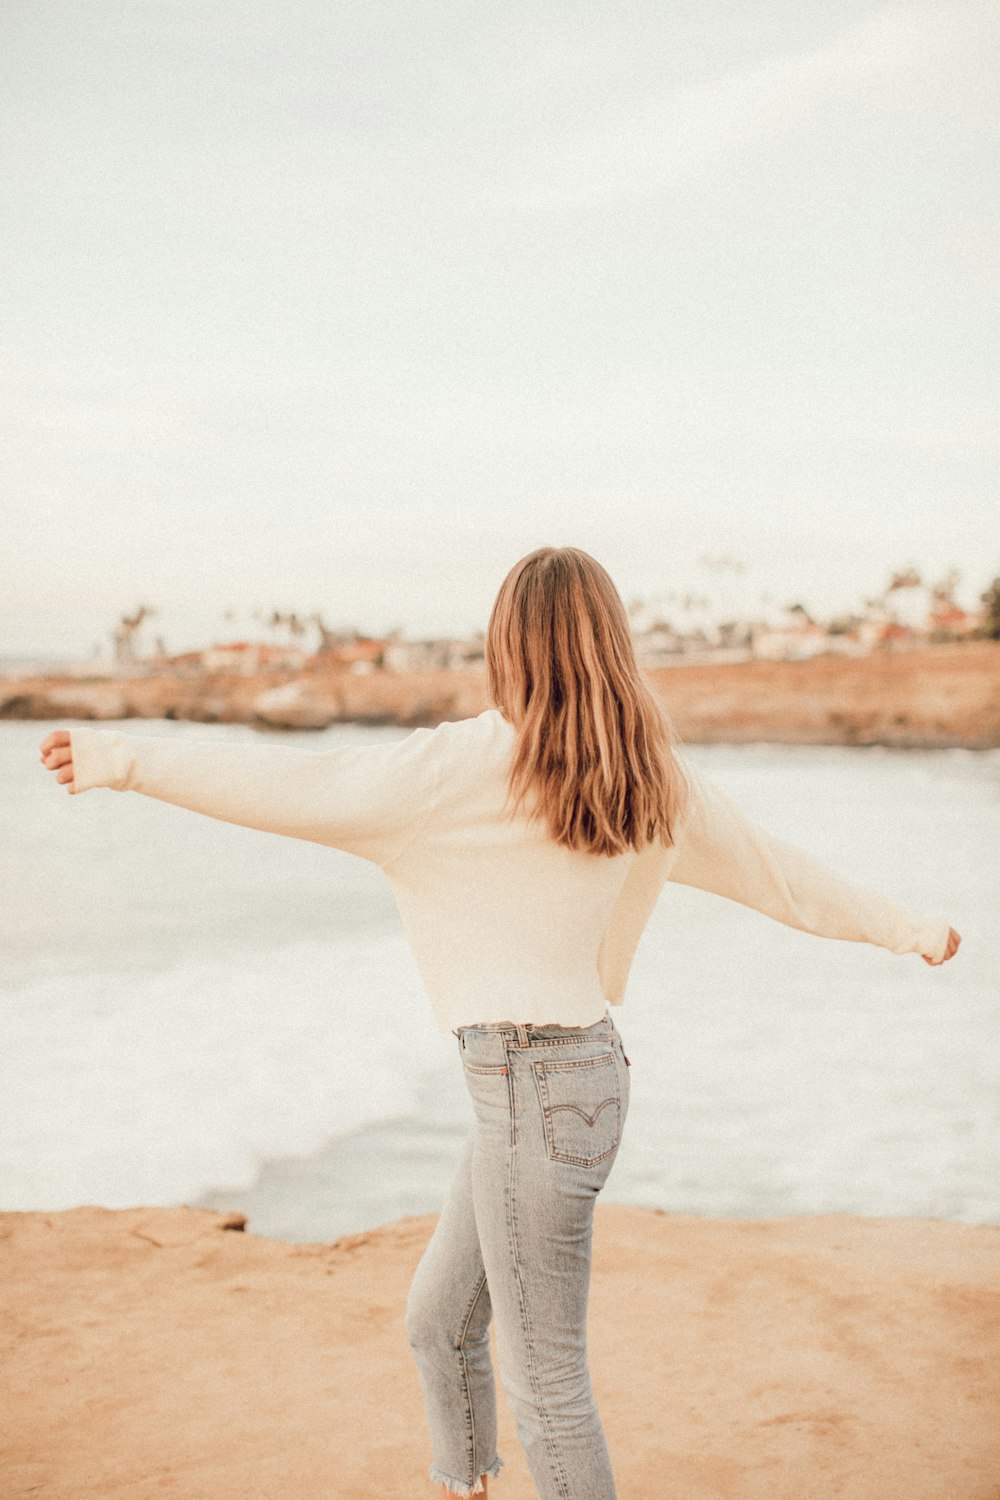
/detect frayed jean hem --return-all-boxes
[428,1452,504,1495]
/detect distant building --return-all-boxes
[751,607,832,661]
[383,637,485,672]
[321,637,387,670]
[880,577,983,641]
[633,623,687,666]
[928,602,984,638]
[445,637,486,670]
[871,619,921,650]
[383,639,447,672]
[181,642,309,674]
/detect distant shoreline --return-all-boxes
[2,639,997,749]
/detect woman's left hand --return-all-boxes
[39,729,77,793]
[921,926,961,965]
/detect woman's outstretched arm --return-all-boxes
[666,759,959,965]
[39,722,446,869]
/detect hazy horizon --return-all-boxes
[4,1,997,658]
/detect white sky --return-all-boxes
[2,0,997,659]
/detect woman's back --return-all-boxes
[385,708,636,1030]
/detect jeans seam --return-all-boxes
[505,1044,571,1500]
[458,1269,490,1484]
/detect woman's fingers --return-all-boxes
[922,926,961,965]
[39,729,70,756]
[39,730,76,792]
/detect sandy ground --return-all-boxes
[3,640,999,748]
[2,1203,999,1500]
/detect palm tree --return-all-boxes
[112,604,156,666]
[979,576,1000,639]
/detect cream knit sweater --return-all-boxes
[68,708,951,1033]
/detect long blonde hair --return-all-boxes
[485,546,692,857]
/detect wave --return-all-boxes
[0,928,448,1211]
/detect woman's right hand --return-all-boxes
[39,729,77,792]
[922,927,961,965]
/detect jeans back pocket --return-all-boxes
[530,1052,622,1167]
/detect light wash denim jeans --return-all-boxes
[406,1012,631,1498]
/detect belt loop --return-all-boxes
[515,1023,529,1048]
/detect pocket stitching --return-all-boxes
[518,1034,613,1050]
[547,1095,618,1128]
[531,1053,621,1166]
[533,1052,618,1073]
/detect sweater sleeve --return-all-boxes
[665,759,952,962]
[67,721,445,868]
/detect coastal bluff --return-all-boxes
[2,639,998,748]
[2,1202,999,1498]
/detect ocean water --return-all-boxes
[3,717,998,1241]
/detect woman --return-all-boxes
[40,545,960,1500]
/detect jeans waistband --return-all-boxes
[452,1014,614,1048]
